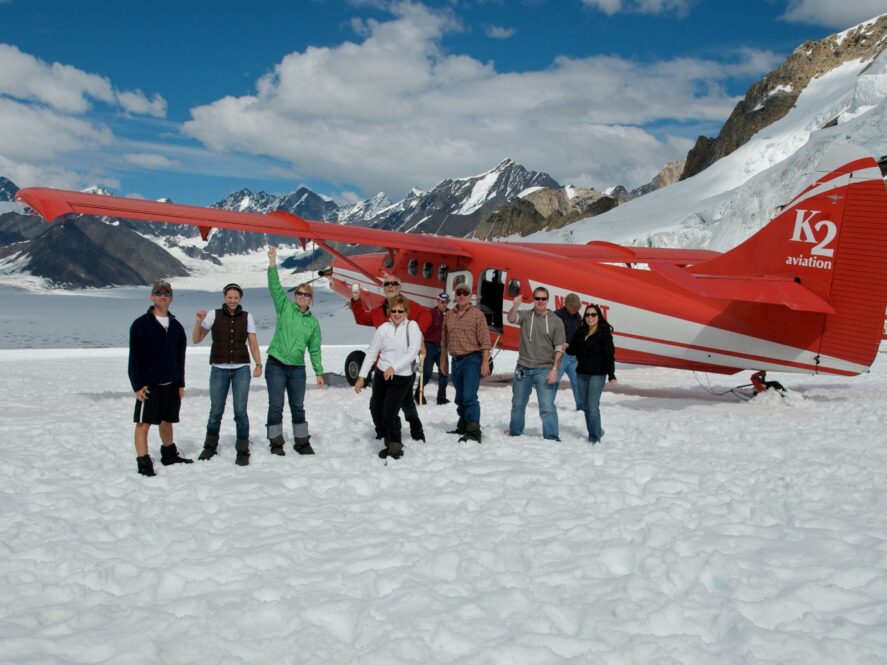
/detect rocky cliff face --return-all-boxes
[682,15,887,179]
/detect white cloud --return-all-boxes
[582,0,694,17]
[0,97,112,160]
[183,2,780,193]
[123,153,180,169]
[485,25,517,39]
[781,1,887,29]
[116,90,167,118]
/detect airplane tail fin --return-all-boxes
[686,145,887,369]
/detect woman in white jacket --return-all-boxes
[354,295,423,459]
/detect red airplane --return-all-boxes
[16,145,887,390]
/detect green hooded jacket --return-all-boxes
[266,268,323,373]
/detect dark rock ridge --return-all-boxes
[0,177,19,202]
[682,15,887,179]
[0,215,188,288]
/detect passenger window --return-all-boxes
[423,262,433,279]
[507,279,522,297]
[408,259,418,276]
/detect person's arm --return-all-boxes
[247,332,262,377]
[507,295,522,324]
[439,318,448,375]
[192,310,210,343]
[309,319,324,385]
[128,320,143,393]
[547,317,566,384]
[266,248,288,313]
[606,333,617,383]
[358,327,384,378]
[177,321,187,394]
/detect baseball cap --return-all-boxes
[437,291,450,301]
[151,279,172,294]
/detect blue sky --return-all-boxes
[1,0,885,206]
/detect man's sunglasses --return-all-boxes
[455,290,471,296]
[533,296,548,301]
[383,281,401,287]
[153,289,172,297]
[389,309,406,314]
[295,291,311,297]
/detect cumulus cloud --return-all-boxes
[781,0,887,29]
[485,25,517,39]
[581,0,695,17]
[117,90,167,118]
[123,153,180,169]
[183,1,779,193]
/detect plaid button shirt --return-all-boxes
[441,304,490,357]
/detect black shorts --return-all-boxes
[133,384,181,425]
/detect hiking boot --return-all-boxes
[447,418,467,435]
[408,418,425,442]
[137,455,156,477]
[269,434,286,456]
[458,422,482,444]
[293,436,315,455]
[198,434,219,461]
[160,443,193,466]
[379,437,403,460]
[235,439,250,466]
[436,388,450,405]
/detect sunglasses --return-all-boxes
[383,281,400,287]
[533,296,548,301]
[153,289,172,297]
[586,312,598,318]
[455,290,470,296]
[294,291,311,297]
[390,309,406,314]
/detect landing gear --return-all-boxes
[749,371,786,395]
[345,350,369,386]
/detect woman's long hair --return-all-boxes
[579,303,613,336]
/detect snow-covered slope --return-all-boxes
[533,48,887,253]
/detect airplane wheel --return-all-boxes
[345,350,366,386]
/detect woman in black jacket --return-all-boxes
[565,304,617,444]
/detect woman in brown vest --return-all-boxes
[192,283,263,465]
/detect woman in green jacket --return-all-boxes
[265,247,324,457]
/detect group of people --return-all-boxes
[128,254,616,476]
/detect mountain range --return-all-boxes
[2,14,886,289]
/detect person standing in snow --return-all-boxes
[507,286,566,441]
[192,283,263,466]
[565,303,617,444]
[350,273,426,442]
[265,247,324,457]
[129,279,193,476]
[416,291,451,405]
[354,295,422,460]
[553,293,583,411]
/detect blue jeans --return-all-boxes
[556,353,582,410]
[451,352,482,423]
[207,365,251,439]
[422,342,448,392]
[577,374,607,442]
[509,365,559,439]
[265,356,307,439]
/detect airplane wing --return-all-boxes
[15,187,473,258]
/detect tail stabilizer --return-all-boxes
[686,145,887,369]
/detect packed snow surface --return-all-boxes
[2,345,886,663]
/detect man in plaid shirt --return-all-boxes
[439,284,491,443]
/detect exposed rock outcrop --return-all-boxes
[682,15,887,179]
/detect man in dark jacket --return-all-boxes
[129,280,193,476]
[554,293,583,410]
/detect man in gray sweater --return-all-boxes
[507,286,566,441]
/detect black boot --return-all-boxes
[293,436,315,455]
[414,388,425,405]
[436,388,450,405]
[379,437,403,460]
[137,455,156,476]
[408,418,425,442]
[458,422,482,444]
[447,418,467,435]
[235,439,250,466]
[198,434,219,461]
[161,443,193,466]
[269,434,286,456]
